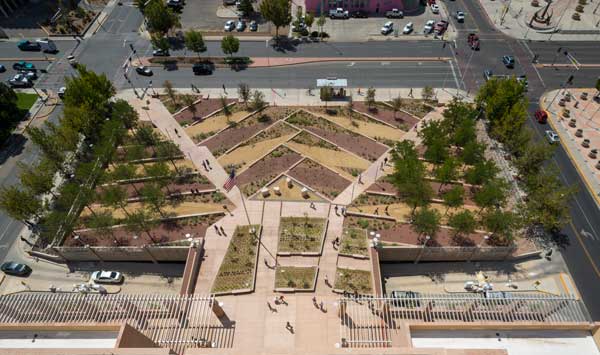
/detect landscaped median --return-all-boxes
[333,267,373,295]
[274,266,318,292]
[277,216,328,256]
[211,224,262,295]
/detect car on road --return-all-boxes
[58,86,66,99]
[36,38,58,53]
[545,130,559,144]
[91,270,124,284]
[434,20,448,35]
[431,4,439,14]
[152,48,169,56]
[224,20,235,31]
[135,65,153,76]
[1,262,32,276]
[403,22,413,34]
[166,0,183,9]
[455,11,465,22]
[249,20,258,31]
[193,63,213,75]
[0,64,5,73]
[423,20,435,34]
[17,39,40,51]
[8,73,32,88]
[12,61,36,72]
[381,21,394,35]
[351,10,368,18]
[386,8,403,18]
[236,20,246,31]
[329,8,349,19]
[19,70,37,80]
[535,109,548,124]
[502,55,515,68]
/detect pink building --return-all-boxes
[305,0,421,16]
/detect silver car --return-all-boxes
[224,20,235,32]
[91,270,124,284]
[545,130,559,144]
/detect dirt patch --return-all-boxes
[97,174,214,200]
[159,94,202,115]
[287,158,351,200]
[173,98,236,124]
[202,107,295,157]
[354,101,419,129]
[67,214,222,247]
[236,146,303,197]
[286,110,387,162]
[393,98,435,118]
[185,110,251,143]
[366,178,476,206]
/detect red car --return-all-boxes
[535,109,548,124]
[434,20,449,35]
[467,33,480,50]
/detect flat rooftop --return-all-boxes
[0,330,118,348]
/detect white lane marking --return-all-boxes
[0,220,16,243]
[581,229,597,241]
[449,60,460,89]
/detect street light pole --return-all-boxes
[414,235,430,264]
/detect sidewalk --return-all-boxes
[542,88,600,209]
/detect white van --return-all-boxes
[36,38,58,53]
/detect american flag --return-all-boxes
[223,169,236,192]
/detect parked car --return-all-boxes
[17,39,40,51]
[546,130,559,144]
[434,20,448,35]
[8,73,32,88]
[58,86,66,99]
[193,63,213,75]
[390,290,421,307]
[455,11,465,22]
[224,20,235,31]
[351,10,368,18]
[12,61,36,71]
[502,55,515,68]
[517,75,528,90]
[249,20,258,31]
[152,48,169,56]
[381,21,394,35]
[1,262,32,276]
[403,22,413,34]
[236,20,246,31]
[329,8,349,19]
[36,38,58,53]
[0,64,5,73]
[19,70,37,80]
[423,20,435,34]
[135,65,153,76]
[386,8,403,18]
[167,0,183,9]
[431,3,439,14]
[91,270,124,284]
[535,109,548,124]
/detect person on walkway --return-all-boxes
[279,295,287,305]
[205,160,212,170]
[334,237,340,246]
[202,161,208,172]
[324,274,330,287]
[334,205,339,215]
[320,301,325,312]
[341,207,346,216]
[285,322,294,333]
[374,207,379,215]
[222,84,227,94]
[384,157,388,165]
[358,174,362,184]
[310,202,316,209]
[214,225,221,235]
[220,226,226,236]
[312,296,318,308]
[267,302,276,313]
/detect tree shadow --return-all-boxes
[0,134,28,165]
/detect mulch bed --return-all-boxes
[66,214,222,247]
[287,158,351,200]
[366,179,475,206]
[377,223,488,247]
[173,98,236,124]
[237,146,303,197]
[354,102,419,129]
[287,111,387,162]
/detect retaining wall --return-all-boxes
[378,245,516,262]
[50,245,189,262]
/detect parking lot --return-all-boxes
[179,0,272,35]
[318,4,455,42]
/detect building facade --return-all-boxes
[305,0,421,16]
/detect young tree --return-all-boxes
[464,160,498,186]
[18,161,55,197]
[514,139,555,181]
[304,13,314,31]
[86,210,118,245]
[140,182,168,217]
[184,30,207,58]
[0,83,23,144]
[390,95,402,119]
[0,186,42,225]
[390,141,433,215]
[144,0,181,35]
[448,210,477,239]
[411,207,441,239]
[442,185,464,216]
[320,87,333,108]
[125,209,159,244]
[238,83,251,105]
[365,87,376,111]
[221,35,240,57]
[482,208,517,244]
[460,140,486,166]
[249,90,266,111]
[316,15,326,39]
[419,120,448,164]
[182,94,197,119]
[163,80,177,105]
[26,125,65,171]
[238,0,254,17]
[100,185,131,218]
[111,99,139,130]
[151,34,170,55]
[434,157,459,192]
[259,0,292,39]
[473,178,508,213]
[220,95,232,120]
[421,86,435,101]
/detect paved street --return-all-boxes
[1,0,600,321]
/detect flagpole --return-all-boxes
[240,192,252,226]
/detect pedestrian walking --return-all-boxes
[384,157,388,165]
[374,207,379,215]
[202,161,208,171]
[319,301,325,312]
[312,296,318,308]
[324,274,330,287]
[384,205,389,216]
[310,202,316,209]
[214,225,221,235]
[205,160,212,170]
[341,207,346,216]
[220,226,226,236]
[279,295,287,305]
[222,84,227,93]
[409,88,413,98]
[358,174,363,184]
[334,205,339,215]
[332,239,337,249]
[334,237,340,245]
[285,322,294,332]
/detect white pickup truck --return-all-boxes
[329,8,349,19]
[386,8,404,18]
